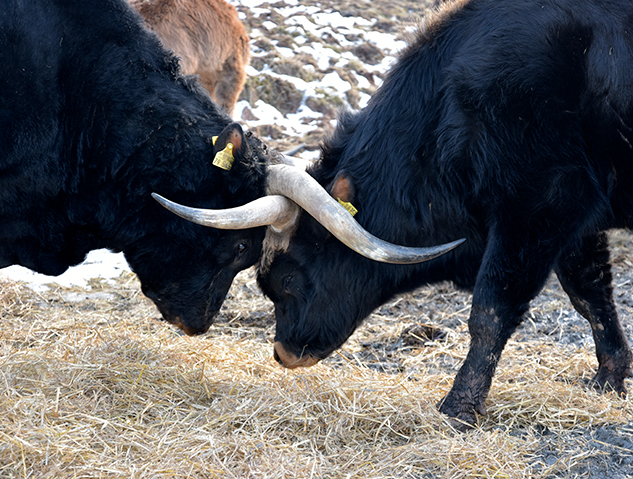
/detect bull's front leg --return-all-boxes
[555,232,633,395]
[437,303,524,428]
[438,230,558,429]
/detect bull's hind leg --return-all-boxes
[554,231,633,395]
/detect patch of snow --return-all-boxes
[275,6,321,17]
[311,12,372,30]
[320,72,352,93]
[296,43,339,71]
[275,46,295,58]
[0,249,130,291]
[363,31,407,54]
[285,16,320,36]
[232,0,268,8]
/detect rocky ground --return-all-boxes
[232,0,438,153]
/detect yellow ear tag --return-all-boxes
[337,198,358,216]
[212,136,218,145]
[212,143,235,171]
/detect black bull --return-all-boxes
[255,0,633,427]
[0,0,271,334]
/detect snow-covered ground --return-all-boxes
[230,0,413,147]
[0,250,130,291]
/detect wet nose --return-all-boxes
[273,341,319,369]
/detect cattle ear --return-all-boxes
[212,122,244,171]
[330,171,355,204]
[329,171,358,217]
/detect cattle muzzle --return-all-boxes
[273,341,319,369]
[159,315,208,336]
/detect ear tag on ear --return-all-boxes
[212,136,218,145]
[337,198,358,216]
[213,143,235,170]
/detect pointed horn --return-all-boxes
[266,164,465,264]
[151,193,300,232]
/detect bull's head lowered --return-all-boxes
[130,123,268,337]
[152,162,464,352]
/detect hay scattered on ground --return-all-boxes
[1,268,631,478]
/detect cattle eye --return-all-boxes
[236,242,248,256]
[282,274,293,293]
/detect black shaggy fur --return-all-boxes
[258,0,633,427]
[0,0,270,335]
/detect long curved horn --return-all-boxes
[153,164,465,264]
[151,193,300,233]
[265,164,465,264]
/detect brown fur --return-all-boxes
[418,0,472,43]
[131,0,250,116]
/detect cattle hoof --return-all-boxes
[591,368,629,398]
[437,394,482,431]
[446,414,478,432]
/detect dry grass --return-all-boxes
[1,268,632,478]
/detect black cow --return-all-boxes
[0,0,270,335]
[254,0,633,427]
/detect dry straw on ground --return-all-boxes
[0,266,632,478]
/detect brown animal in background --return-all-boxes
[131,0,250,116]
